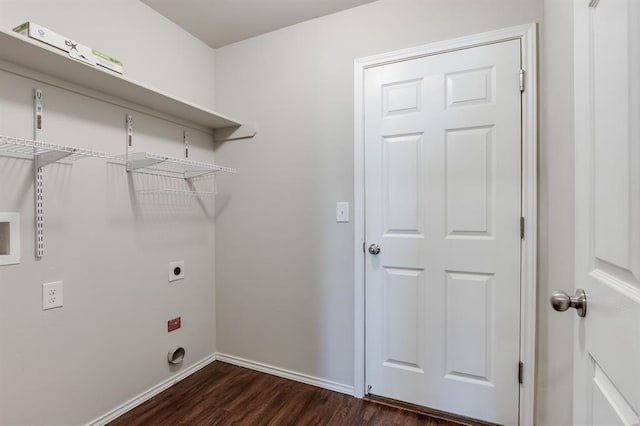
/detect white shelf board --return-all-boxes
[0,28,241,131]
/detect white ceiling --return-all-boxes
[142,0,379,48]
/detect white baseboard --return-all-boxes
[86,353,217,426]
[87,352,354,425]
[214,352,354,396]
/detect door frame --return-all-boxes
[353,23,538,426]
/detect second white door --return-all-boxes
[364,39,522,424]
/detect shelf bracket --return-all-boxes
[126,157,165,172]
[184,169,210,179]
[213,124,256,143]
[35,150,73,168]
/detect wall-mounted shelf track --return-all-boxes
[0,135,114,165]
[122,152,236,179]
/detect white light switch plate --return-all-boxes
[336,202,349,223]
[42,281,63,310]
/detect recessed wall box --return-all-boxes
[168,260,185,282]
[0,213,20,266]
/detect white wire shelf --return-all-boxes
[0,135,114,167]
[135,188,217,197]
[121,152,236,179]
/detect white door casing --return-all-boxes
[354,25,538,426]
[363,39,522,424]
[574,1,640,425]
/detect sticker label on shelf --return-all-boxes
[184,130,189,158]
[126,114,133,147]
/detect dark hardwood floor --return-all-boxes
[109,361,464,425]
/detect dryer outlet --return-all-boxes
[168,260,185,282]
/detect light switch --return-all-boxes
[336,202,349,223]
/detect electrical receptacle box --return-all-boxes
[168,260,185,282]
[168,317,181,332]
[42,281,63,310]
[0,212,20,266]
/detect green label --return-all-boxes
[92,49,123,66]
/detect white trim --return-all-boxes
[86,352,354,425]
[518,23,538,426]
[353,51,366,399]
[86,354,217,426]
[215,353,355,396]
[0,212,20,266]
[353,23,538,426]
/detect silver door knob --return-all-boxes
[550,289,587,317]
[368,244,381,255]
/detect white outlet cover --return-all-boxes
[169,260,185,282]
[42,281,63,310]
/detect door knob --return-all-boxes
[550,289,587,317]
[368,243,381,255]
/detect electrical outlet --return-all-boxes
[168,260,185,282]
[42,281,63,310]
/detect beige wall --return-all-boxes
[214,0,574,424]
[215,0,573,425]
[0,0,577,423]
[0,1,219,424]
[537,0,575,424]
[0,0,216,109]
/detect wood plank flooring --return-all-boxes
[109,361,463,425]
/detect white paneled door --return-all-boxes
[574,1,640,425]
[364,40,522,424]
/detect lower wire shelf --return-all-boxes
[134,188,217,197]
[121,151,234,198]
[120,151,236,179]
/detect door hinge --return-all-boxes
[519,361,524,384]
[519,69,525,92]
[520,217,525,239]
[363,241,366,253]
